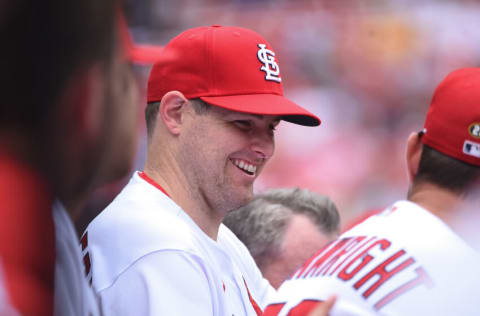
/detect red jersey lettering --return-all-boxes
[338,239,391,281]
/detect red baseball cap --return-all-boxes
[422,67,480,166]
[118,10,163,64]
[147,25,320,126]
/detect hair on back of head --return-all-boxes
[412,145,480,195]
[0,0,118,133]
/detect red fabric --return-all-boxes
[263,300,323,316]
[117,8,163,65]
[287,300,321,316]
[139,171,171,198]
[0,152,55,316]
[243,278,262,316]
[422,67,480,166]
[146,25,320,126]
[263,303,285,316]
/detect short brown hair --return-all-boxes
[144,98,210,136]
[412,145,480,194]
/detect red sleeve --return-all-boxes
[0,155,55,316]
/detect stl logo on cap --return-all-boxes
[468,122,480,138]
[257,44,281,83]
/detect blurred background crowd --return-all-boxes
[78,0,480,231]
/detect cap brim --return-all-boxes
[127,44,164,65]
[200,94,321,126]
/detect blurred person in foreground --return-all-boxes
[82,25,324,316]
[0,1,158,315]
[264,68,480,316]
[223,188,340,289]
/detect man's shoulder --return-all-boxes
[217,224,254,262]
[88,200,196,252]
[217,224,270,295]
[276,200,480,315]
[84,174,205,291]
[88,172,193,243]
[344,200,435,236]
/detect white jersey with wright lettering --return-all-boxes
[82,171,275,316]
[264,200,480,316]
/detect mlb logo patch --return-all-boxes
[468,122,480,138]
[463,140,480,158]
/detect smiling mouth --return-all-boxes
[231,159,257,176]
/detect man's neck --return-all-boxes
[407,182,479,246]
[144,157,222,240]
[408,182,460,224]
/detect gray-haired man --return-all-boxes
[224,188,340,289]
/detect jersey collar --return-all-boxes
[138,171,171,198]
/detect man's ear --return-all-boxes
[406,132,423,182]
[159,91,189,136]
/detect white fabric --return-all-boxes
[0,261,20,316]
[267,200,480,316]
[53,201,100,316]
[85,172,275,316]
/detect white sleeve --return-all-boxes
[240,249,276,310]
[251,269,276,309]
[217,225,277,310]
[225,231,276,309]
[97,250,215,316]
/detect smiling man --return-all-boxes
[82,25,320,316]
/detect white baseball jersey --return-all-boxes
[52,201,100,316]
[83,171,275,316]
[265,200,480,316]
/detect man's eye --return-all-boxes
[234,120,252,129]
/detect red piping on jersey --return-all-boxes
[139,171,171,198]
[243,277,262,316]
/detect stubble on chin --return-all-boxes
[223,186,254,215]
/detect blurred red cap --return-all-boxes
[117,10,163,65]
[422,67,480,166]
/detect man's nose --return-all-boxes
[249,129,275,163]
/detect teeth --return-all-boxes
[232,159,257,174]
